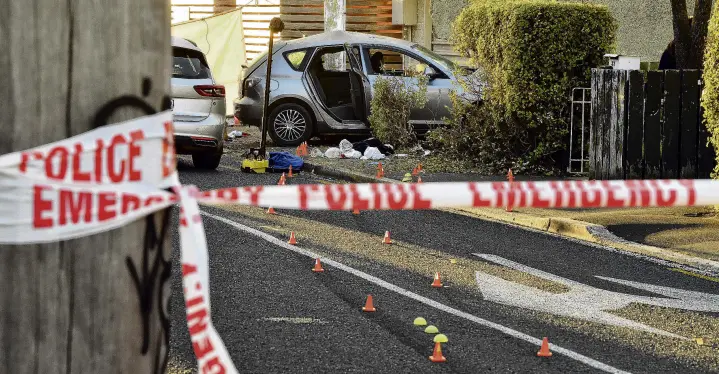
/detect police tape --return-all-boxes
[3,111,719,374]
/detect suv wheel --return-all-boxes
[192,151,222,170]
[268,103,313,146]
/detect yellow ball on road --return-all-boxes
[413,317,428,326]
[424,325,439,334]
[434,334,448,343]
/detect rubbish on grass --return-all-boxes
[227,130,246,138]
[395,154,408,157]
[325,147,341,158]
[310,148,324,158]
[268,152,303,173]
[352,137,395,155]
[364,147,385,160]
[344,149,362,159]
[339,139,353,154]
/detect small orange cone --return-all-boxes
[429,342,446,363]
[417,176,423,183]
[353,207,361,215]
[362,295,376,312]
[537,337,552,357]
[288,232,297,245]
[288,165,294,178]
[383,231,392,244]
[312,258,325,273]
[412,166,419,176]
[278,173,286,185]
[431,272,443,288]
[376,162,384,179]
[266,206,277,214]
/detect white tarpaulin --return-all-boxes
[172,9,247,116]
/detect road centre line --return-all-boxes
[201,210,632,374]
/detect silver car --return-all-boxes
[234,31,465,146]
[171,36,226,169]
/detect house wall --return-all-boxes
[409,0,702,64]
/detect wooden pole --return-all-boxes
[0,1,172,373]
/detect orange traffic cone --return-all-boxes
[429,342,446,363]
[288,232,297,245]
[383,231,392,244]
[353,207,361,215]
[376,162,384,179]
[266,206,277,215]
[537,337,552,357]
[312,258,325,273]
[417,176,423,183]
[278,173,286,185]
[412,166,419,176]
[431,272,443,288]
[362,295,376,312]
[288,165,294,178]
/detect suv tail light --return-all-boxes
[194,85,225,97]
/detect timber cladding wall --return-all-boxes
[279,0,402,39]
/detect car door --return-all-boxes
[344,43,372,124]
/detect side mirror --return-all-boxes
[424,66,437,79]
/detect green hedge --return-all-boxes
[452,0,616,169]
[703,1,719,178]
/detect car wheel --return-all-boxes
[268,103,313,146]
[192,151,222,170]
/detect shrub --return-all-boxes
[450,0,617,171]
[702,1,719,178]
[368,75,428,147]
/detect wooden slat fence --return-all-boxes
[590,68,715,180]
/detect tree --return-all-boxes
[670,0,715,69]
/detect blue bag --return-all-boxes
[268,152,304,172]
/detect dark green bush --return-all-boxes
[702,1,719,178]
[368,75,428,147]
[450,0,617,171]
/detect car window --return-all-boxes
[366,48,428,77]
[172,47,211,79]
[315,46,360,72]
[412,44,458,72]
[285,49,308,70]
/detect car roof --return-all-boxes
[284,31,417,50]
[171,36,203,52]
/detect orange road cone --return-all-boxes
[312,258,325,273]
[417,176,423,183]
[266,207,277,215]
[362,295,376,312]
[431,272,443,288]
[278,173,286,185]
[418,162,423,171]
[383,231,392,244]
[288,232,297,245]
[429,342,446,363]
[288,165,294,178]
[537,337,552,357]
[376,162,384,178]
[353,207,361,215]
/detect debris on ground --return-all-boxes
[361,147,386,160]
[352,137,394,156]
[227,130,248,139]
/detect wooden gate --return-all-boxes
[590,69,716,180]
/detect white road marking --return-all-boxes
[201,211,632,374]
[473,254,719,340]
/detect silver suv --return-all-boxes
[235,31,470,146]
[171,36,226,169]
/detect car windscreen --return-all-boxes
[172,47,211,79]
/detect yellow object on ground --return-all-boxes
[241,159,268,173]
[433,334,448,343]
[424,325,439,334]
[413,317,428,326]
[402,173,413,182]
[171,9,246,116]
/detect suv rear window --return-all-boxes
[284,49,308,70]
[172,47,211,79]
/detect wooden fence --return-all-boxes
[172,0,401,63]
[590,69,716,180]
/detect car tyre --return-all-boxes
[192,151,222,170]
[268,103,314,146]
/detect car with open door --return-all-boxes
[234,31,472,146]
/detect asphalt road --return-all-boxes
[169,155,719,373]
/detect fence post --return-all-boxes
[0,1,172,373]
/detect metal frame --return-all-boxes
[568,87,591,174]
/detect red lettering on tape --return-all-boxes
[33,185,53,228]
[59,190,92,225]
[410,185,431,209]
